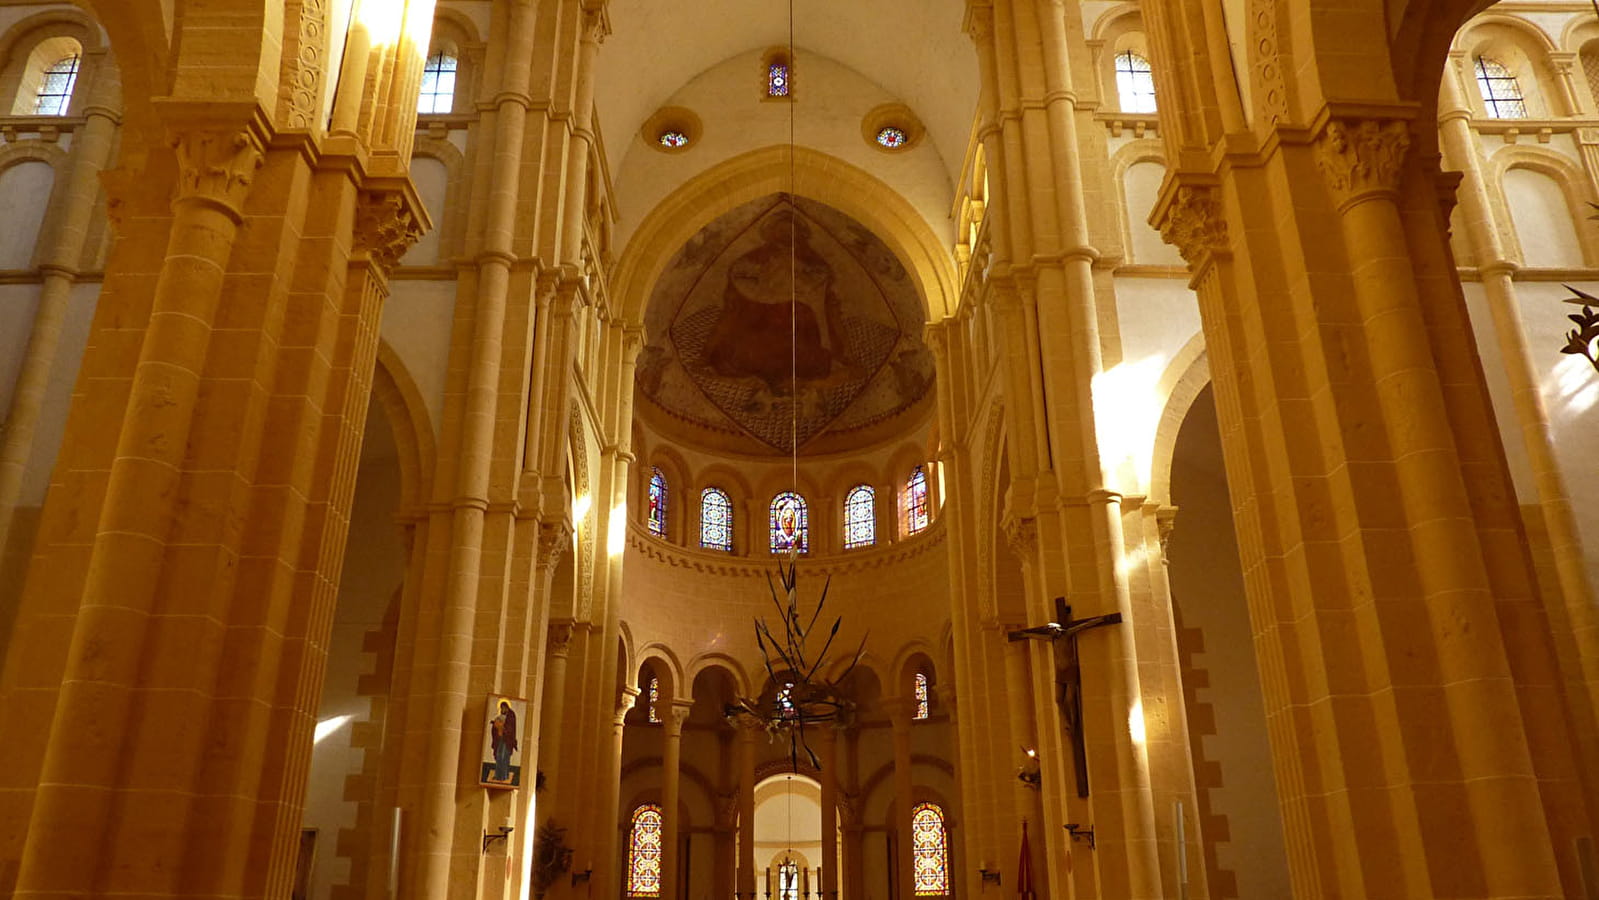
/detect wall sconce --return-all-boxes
[979,867,1003,886]
[1016,746,1041,790]
[571,869,592,886]
[1064,823,1096,850]
[481,825,513,853]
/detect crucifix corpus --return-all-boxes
[1007,597,1123,798]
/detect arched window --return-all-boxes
[647,467,668,538]
[767,56,792,97]
[911,802,950,895]
[645,671,661,723]
[1475,56,1528,119]
[844,484,875,549]
[626,804,664,897]
[1114,50,1156,113]
[779,859,800,900]
[904,467,930,536]
[770,491,808,553]
[700,487,733,551]
[32,53,79,116]
[914,672,930,720]
[418,51,458,114]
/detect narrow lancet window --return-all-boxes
[626,804,664,897]
[914,672,930,720]
[770,491,809,553]
[911,802,950,895]
[844,485,875,549]
[648,467,668,538]
[32,54,79,116]
[701,487,733,551]
[904,466,929,536]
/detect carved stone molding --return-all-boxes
[1250,0,1288,124]
[1314,118,1412,209]
[1157,185,1228,266]
[354,190,424,271]
[170,126,265,216]
[282,0,329,129]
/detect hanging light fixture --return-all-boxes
[722,0,865,773]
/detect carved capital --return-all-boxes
[1002,515,1037,560]
[170,126,264,215]
[581,5,612,44]
[1314,118,1412,208]
[538,521,574,573]
[1157,185,1228,266]
[354,189,424,271]
[963,2,994,43]
[548,622,575,657]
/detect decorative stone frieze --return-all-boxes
[169,126,265,215]
[354,189,424,271]
[1314,118,1412,209]
[1251,0,1288,124]
[283,0,329,129]
[1157,185,1228,266]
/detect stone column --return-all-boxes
[0,50,120,567]
[818,727,840,899]
[534,622,576,828]
[737,722,759,899]
[661,700,693,900]
[1438,63,1599,800]
[887,699,916,899]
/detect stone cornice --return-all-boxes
[626,517,946,577]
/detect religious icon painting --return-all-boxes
[480,693,528,789]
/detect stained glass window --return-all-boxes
[904,467,930,536]
[770,492,808,553]
[418,52,457,114]
[876,126,907,148]
[626,804,664,897]
[911,802,950,895]
[1475,56,1528,119]
[844,485,875,549]
[775,682,799,720]
[648,468,668,538]
[779,859,800,900]
[914,672,930,720]
[32,54,79,116]
[1114,51,1157,113]
[646,672,661,723]
[658,131,689,148]
[701,487,733,551]
[768,62,791,97]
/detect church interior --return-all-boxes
[0,0,1597,898]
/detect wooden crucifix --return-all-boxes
[1007,597,1123,798]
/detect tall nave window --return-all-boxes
[1474,56,1527,119]
[418,51,458,114]
[626,804,664,897]
[1114,51,1156,113]
[911,802,950,895]
[32,53,79,116]
[700,487,733,551]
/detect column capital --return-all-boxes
[537,520,573,573]
[353,188,425,272]
[1314,117,1412,210]
[664,701,694,735]
[882,696,918,729]
[1001,514,1037,560]
[1154,182,1229,267]
[548,621,576,658]
[161,102,269,219]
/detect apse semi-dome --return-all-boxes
[636,194,936,455]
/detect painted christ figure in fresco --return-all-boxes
[702,208,849,392]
